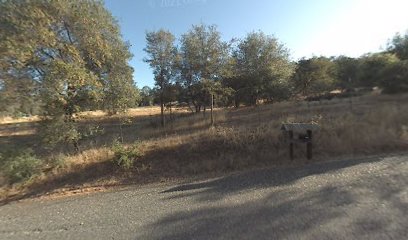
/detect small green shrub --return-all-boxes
[3,149,41,184]
[111,140,142,170]
[47,153,68,170]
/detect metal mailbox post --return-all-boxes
[281,123,320,160]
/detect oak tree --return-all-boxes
[144,29,178,126]
[0,0,138,150]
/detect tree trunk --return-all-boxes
[160,102,165,127]
[192,100,200,113]
[73,140,80,153]
[160,92,165,127]
[195,104,201,113]
[187,102,195,113]
[234,97,240,108]
[159,75,166,127]
[210,94,214,126]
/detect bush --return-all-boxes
[46,153,67,170]
[111,140,142,170]
[41,117,81,149]
[2,149,41,184]
[380,60,408,94]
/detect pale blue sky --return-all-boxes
[104,0,408,88]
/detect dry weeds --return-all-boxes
[1,93,407,201]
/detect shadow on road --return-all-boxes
[0,161,119,205]
[162,155,385,202]
[140,155,407,240]
[143,187,354,239]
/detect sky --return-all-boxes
[104,0,408,88]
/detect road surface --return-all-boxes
[1,154,407,239]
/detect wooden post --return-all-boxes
[306,130,312,160]
[170,105,173,121]
[289,130,294,160]
[210,94,214,126]
[161,103,165,127]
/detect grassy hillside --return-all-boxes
[1,93,407,202]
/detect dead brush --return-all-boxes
[1,94,407,200]
[316,105,408,156]
[144,99,407,176]
[140,110,227,138]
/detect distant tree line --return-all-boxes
[142,25,408,126]
[1,0,407,144]
[143,26,295,126]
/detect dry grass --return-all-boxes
[0,116,40,124]
[1,93,407,202]
[139,102,407,177]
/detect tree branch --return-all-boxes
[40,48,56,60]
[33,66,45,77]
[63,21,75,45]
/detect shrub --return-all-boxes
[2,149,41,184]
[47,153,68,170]
[111,140,142,170]
[380,60,408,94]
[41,117,81,150]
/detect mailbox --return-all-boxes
[281,123,320,160]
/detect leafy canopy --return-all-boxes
[178,24,231,111]
[230,31,294,104]
[0,0,138,149]
[292,57,336,96]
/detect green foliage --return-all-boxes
[380,60,408,94]
[163,83,183,104]
[81,125,104,139]
[41,116,103,151]
[357,53,399,87]
[200,79,235,107]
[333,56,360,89]
[144,29,178,125]
[0,74,41,117]
[388,31,408,60]
[103,80,141,115]
[179,24,229,82]
[292,57,336,96]
[41,116,81,149]
[47,153,68,170]
[0,0,136,148]
[228,31,294,105]
[111,139,142,170]
[1,149,41,184]
[140,86,155,106]
[144,29,178,88]
[178,24,231,111]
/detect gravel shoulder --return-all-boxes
[1,154,407,240]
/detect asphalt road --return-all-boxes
[1,154,407,240]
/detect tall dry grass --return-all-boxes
[1,93,407,200]
[136,94,408,176]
